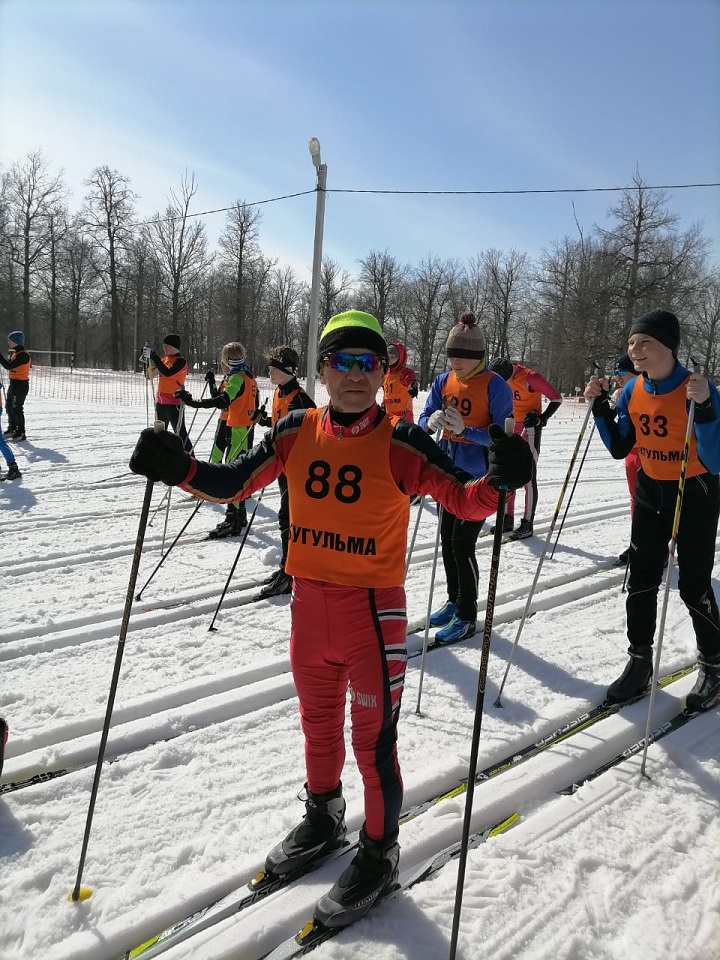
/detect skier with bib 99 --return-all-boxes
[130,309,532,931]
[584,309,720,712]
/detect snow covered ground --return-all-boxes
[1,376,718,960]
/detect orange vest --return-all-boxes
[627,375,704,480]
[224,373,258,428]
[9,350,31,381]
[272,385,304,425]
[284,408,409,587]
[440,370,493,442]
[509,365,542,422]
[383,369,414,423]
[157,355,187,400]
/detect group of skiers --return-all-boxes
[128,305,720,934]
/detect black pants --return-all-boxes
[627,470,720,662]
[7,380,29,434]
[440,508,483,622]
[155,402,193,452]
[278,472,290,567]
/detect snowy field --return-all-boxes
[1,376,718,960]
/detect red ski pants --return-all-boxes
[289,578,407,842]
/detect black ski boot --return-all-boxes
[208,509,247,539]
[265,782,347,877]
[258,569,292,598]
[1,462,21,481]
[314,826,400,930]
[686,657,720,712]
[606,644,653,703]
[506,518,533,541]
[490,514,514,534]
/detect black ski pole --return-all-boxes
[208,488,265,632]
[549,419,596,559]
[136,499,204,601]
[69,421,164,904]
[448,420,513,960]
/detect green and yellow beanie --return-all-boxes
[318,310,388,362]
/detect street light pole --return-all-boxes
[306,137,327,400]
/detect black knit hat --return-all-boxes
[488,358,514,381]
[614,353,635,376]
[446,311,486,360]
[163,333,182,350]
[629,310,680,354]
[268,346,299,377]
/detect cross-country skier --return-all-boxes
[175,341,258,538]
[143,334,193,453]
[487,357,563,540]
[382,341,418,424]
[130,309,532,932]
[257,345,315,598]
[418,311,514,644]
[584,309,720,711]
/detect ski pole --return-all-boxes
[448,421,513,960]
[404,495,426,580]
[161,486,172,553]
[208,488,266,632]
[494,383,598,707]
[136,499,203,600]
[639,360,699,778]
[414,502,443,715]
[69,420,165,904]
[185,381,209,436]
[549,419,596,559]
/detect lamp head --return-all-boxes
[308,137,321,168]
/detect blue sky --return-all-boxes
[1,0,718,281]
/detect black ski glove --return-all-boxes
[130,429,191,485]
[591,388,615,422]
[523,411,545,429]
[486,423,534,490]
[174,389,197,406]
[205,369,216,385]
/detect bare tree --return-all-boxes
[217,200,263,343]
[5,150,67,341]
[82,166,137,369]
[405,256,458,386]
[356,249,407,328]
[146,171,209,337]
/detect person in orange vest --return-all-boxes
[585,309,720,711]
[487,357,563,540]
[0,380,22,480]
[175,341,258,538]
[130,309,532,932]
[256,345,316,598]
[419,312,514,644]
[611,352,641,567]
[382,341,418,424]
[0,330,31,441]
[144,333,193,453]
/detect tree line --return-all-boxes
[1,149,718,392]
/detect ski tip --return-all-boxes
[68,885,93,903]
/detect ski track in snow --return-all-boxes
[0,391,718,960]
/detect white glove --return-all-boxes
[427,409,447,433]
[443,406,466,436]
[141,345,151,359]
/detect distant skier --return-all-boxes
[143,334,193,453]
[0,330,31,441]
[382,341,418,423]
[175,341,258,538]
[419,311,514,645]
[130,309,532,932]
[488,357,563,539]
[0,380,21,480]
[584,309,720,711]
[256,345,315,599]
